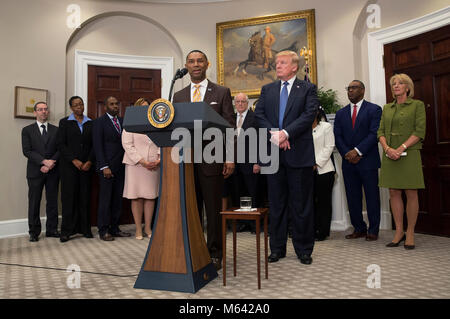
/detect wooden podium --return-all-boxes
[123,102,231,293]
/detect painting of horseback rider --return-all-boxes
[217,10,317,97]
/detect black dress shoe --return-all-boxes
[111,231,131,237]
[100,233,115,241]
[29,235,39,242]
[404,243,415,250]
[298,254,312,265]
[386,234,406,247]
[268,252,286,263]
[60,235,70,243]
[366,234,378,241]
[84,233,94,238]
[345,231,367,239]
[46,231,60,238]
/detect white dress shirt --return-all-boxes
[279,75,296,96]
[279,75,296,138]
[190,79,208,102]
[36,121,48,135]
[350,99,364,156]
[236,109,248,128]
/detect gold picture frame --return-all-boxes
[14,86,49,119]
[217,9,317,98]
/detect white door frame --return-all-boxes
[367,6,450,107]
[74,50,173,112]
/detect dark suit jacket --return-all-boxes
[334,100,382,170]
[255,78,318,168]
[22,122,59,179]
[57,117,95,168]
[236,110,259,174]
[173,80,235,176]
[92,113,124,174]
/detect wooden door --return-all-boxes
[87,65,161,226]
[384,24,450,236]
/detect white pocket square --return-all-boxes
[210,102,218,105]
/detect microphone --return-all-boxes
[174,68,188,80]
[168,68,189,102]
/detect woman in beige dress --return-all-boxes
[122,98,160,239]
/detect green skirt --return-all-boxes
[379,149,425,189]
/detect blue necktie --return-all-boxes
[279,81,289,129]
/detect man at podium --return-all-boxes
[173,49,235,271]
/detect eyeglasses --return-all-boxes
[234,100,248,104]
[35,108,48,112]
[345,86,362,91]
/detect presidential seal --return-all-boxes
[147,98,175,128]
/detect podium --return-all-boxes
[123,102,231,293]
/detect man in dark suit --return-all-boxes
[92,96,130,241]
[233,92,262,232]
[173,50,235,270]
[21,102,60,242]
[255,50,318,265]
[57,96,95,242]
[334,80,382,241]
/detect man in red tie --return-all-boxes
[333,80,382,241]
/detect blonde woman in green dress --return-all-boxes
[377,73,426,250]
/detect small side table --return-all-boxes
[220,207,268,289]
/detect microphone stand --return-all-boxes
[168,77,177,103]
[168,68,187,102]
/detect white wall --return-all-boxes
[0,0,447,230]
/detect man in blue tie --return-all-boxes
[255,50,318,265]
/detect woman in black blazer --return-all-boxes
[57,96,95,242]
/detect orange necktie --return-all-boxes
[192,84,201,102]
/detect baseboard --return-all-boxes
[0,217,48,239]
[0,210,392,239]
[331,220,350,231]
[331,210,392,232]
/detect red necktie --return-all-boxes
[113,117,121,133]
[351,105,357,129]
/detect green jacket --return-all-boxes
[377,98,426,150]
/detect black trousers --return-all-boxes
[27,169,59,236]
[97,168,124,236]
[60,164,93,237]
[313,171,335,239]
[194,165,224,259]
[267,162,314,257]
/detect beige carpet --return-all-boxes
[1,225,449,299]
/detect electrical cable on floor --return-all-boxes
[0,262,138,277]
